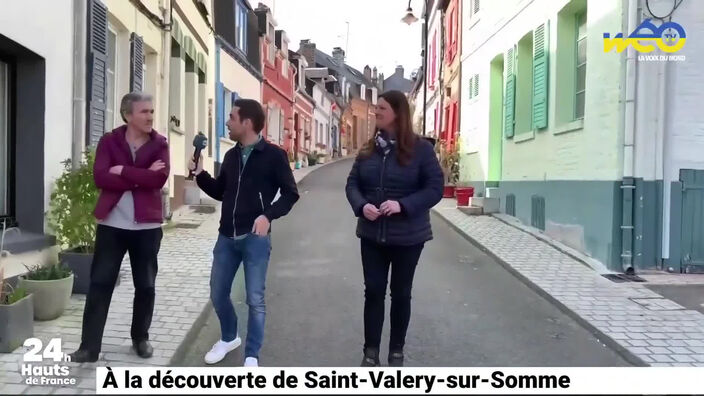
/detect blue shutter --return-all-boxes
[216,82,225,138]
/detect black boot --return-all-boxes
[360,347,380,367]
[388,350,404,367]
[132,340,153,358]
[68,349,99,363]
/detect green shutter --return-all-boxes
[532,21,549,130]
[504,46,516,138]
[474,74,479,97]
[469,77,474,99]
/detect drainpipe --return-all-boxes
[620,0,639,274]
[657,56,668,269]
[72,0,87,168]
[160,0,172,220]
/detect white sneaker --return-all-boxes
[204,337,241,364]
[244,357,259,367]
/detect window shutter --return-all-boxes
[504,46,516,138]
[216,82,225,138]
[532,21,549,129]
[474,0,480,14]
[468,77,474,99]
[86,0,108,147]
[247,9,260,69]
[130,33,144,92]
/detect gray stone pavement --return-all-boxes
[0,158,348,395]
[433,198,704,367]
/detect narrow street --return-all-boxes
[176,159,630,367]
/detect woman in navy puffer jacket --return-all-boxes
[345,90,444,367]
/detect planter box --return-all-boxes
[443,185,456,198]
[59,249,93,294]
[0,293,34,353]
[19,275,73,321]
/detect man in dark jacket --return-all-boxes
[189,99,299,367]
[70,92,169,363]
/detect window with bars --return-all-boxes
[470,0,480,19]
[469,74,479,99]
[575,12,587,120]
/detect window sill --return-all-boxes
[553,119,584,136]
[513,130,535,143]
[468,14,481,29]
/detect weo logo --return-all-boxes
[603,19,686,54]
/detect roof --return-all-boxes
[312,49,375,88]
[384,71,413,93]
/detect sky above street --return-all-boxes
[257,0,424,82]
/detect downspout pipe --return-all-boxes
[72,0,87,168]
[621,0,639,274]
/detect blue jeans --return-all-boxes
[210,233,271,359]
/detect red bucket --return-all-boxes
[443,185,456,198]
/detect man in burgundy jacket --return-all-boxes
[69,92,169,363]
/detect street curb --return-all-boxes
[169,156,351,365]
[431,208,649,368]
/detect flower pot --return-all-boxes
[0,293,34,353]
[59,248,94,295]
[295,161,301,169]
[455,187,475,197]
[443,185,456,198]
[19,274,74,321]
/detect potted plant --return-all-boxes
[308,152,318,166]
[0,220,34,352]
[438,144,460,198]
[47,151,99,295]
[19,263,73,321]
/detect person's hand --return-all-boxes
[252,215,270,236]
[149,160,166,172]
[109,165,123,175]
[188,156,203,175]
[380,200,401,216]
[363,203,381,221]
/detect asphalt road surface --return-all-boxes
[174,159,631,367]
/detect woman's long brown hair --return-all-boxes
[358,90,417,166]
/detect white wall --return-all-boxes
[636,0,704,258]
[313,84,331,151]
[0,0,75,225]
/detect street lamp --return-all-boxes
[401,0,428,137]
[401,0,419,25]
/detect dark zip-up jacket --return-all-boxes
[345,136,444,246]
[196,138,299,237]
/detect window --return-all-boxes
[236,0,248,52]
[575,12,587,119]
[106,28,118,129]
[0,60,9,217]
[267,24,275,64]
[282,59,288,77]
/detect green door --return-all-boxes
[680,169,704,273]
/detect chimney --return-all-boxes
[372,67,378,81]
[332,47,345,64]
[395,65,404,77]
[299,39,316,67]
[363,65,371,81]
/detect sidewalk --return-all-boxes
[0,158,348,395]
[433,198,704,367]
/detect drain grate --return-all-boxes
[602,273,647,283]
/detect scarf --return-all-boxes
[375,130,397,156]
